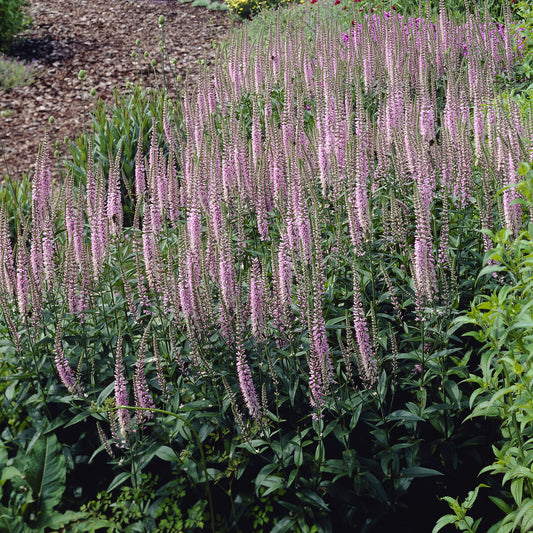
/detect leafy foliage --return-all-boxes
[442,168,533,532]
[0,1,532,532]
[0,0,31,52]
[66,83,181,225]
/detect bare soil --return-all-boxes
[0,0,241,180]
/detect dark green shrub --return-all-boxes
[0,0,31,51]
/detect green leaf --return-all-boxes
[64,411,92,427]
[108,471,132,492]
[0,515,26,533]
[513,499,533,530]
[432,514,457,533]
[518,162,531,176]
[294,446,303,467]
[463,484,488,509]
[97,381,115,406]
[42,510,90,529]
[1,466,25,484]
[271,516,295,533]
[511,478,525,505]
[64,518,118,532]
[443,380,461,407]
[260,475,286,497]
[488,496,513,514]
[521,502,533,532]
[255,464,278,495]
[349,402,362,430]
[155,445,179,462]
[296,488,329,512]
[400,467,443,478]
[388,410,425,422]
[23,434,66,513]
[287,469,298,488]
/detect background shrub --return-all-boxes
[0,0,31,52]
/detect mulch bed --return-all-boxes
[0,0,241,180]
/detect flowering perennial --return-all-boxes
[1,7,531,429]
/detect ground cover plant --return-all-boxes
[0,53,34,90]
[0,1,532,531]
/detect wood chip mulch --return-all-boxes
[0,0,241,180]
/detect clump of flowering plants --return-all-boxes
[1,3,532,530]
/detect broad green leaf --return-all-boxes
[511,478,525,506]
[42,510,90,529]
[513,499,533,531]
[260,475,286,497]
[23,434,66,513]
[463,484,488,509]
[0,466,24,484]
[443,380,461,407]
[155,445,179,462]
[65,518,118,532]
[287,469,298,488]
[64,411,92,427]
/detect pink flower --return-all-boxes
[54,323,83,395]
[236,335,261,419]
[249,258,265,341]
[114,334,131,441]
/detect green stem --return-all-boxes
[81,80,87,136]
[160,24,167,91]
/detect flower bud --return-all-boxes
[78,70,87,80]
[144,51,149,59]
[90,88,96,97]
[132,51,137,58]
[55,141,61,149]
[136,38,141,46]
[158,15,165,26]
[54,150,60,158]
[49,116,55,125]
[151,59,156,67]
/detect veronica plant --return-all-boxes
[1,3,532,529]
